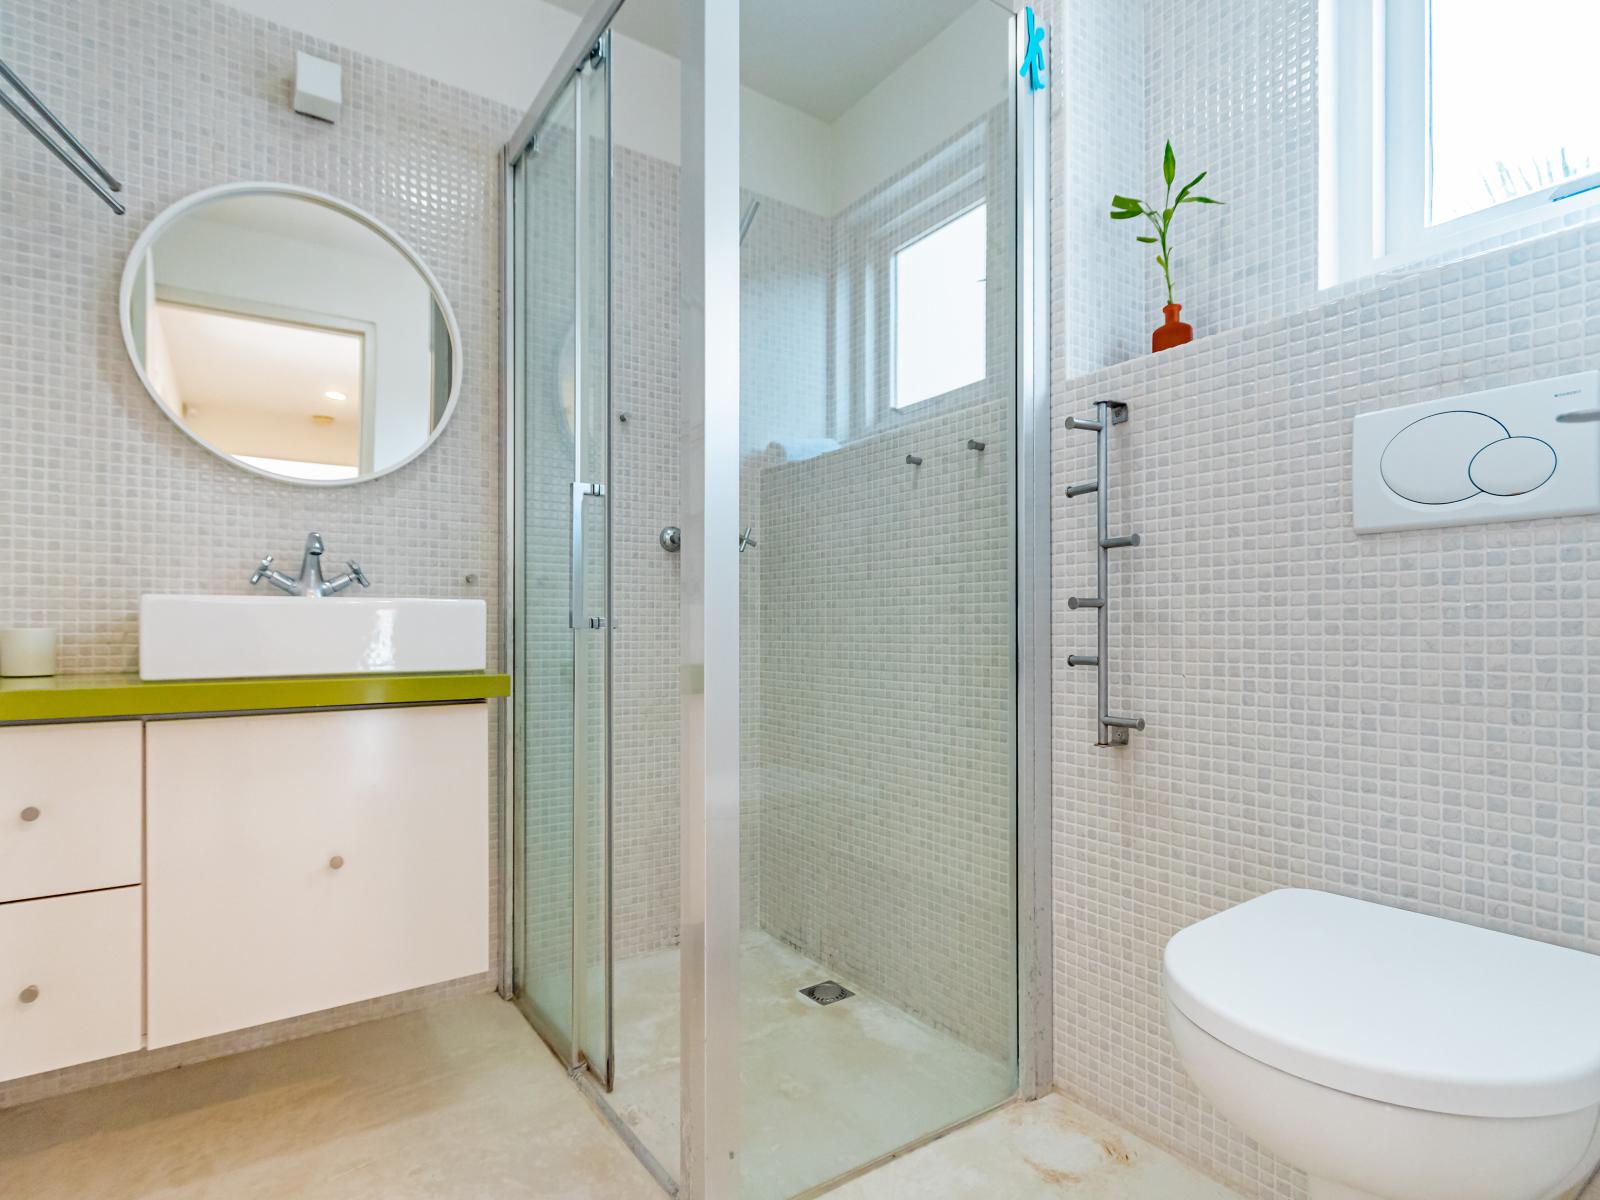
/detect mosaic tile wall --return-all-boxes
[736,184,835,944]
[1050,222,1600,1200]
[1140,0,1321,342]
[1054,0,1146,377]
[610,147,688,960]
[0,0,512,1105]
[757,393,1016,1061]
[1130,0,1600,349]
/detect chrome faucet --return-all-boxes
[250,532,370,597]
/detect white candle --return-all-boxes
[0,629,57,678]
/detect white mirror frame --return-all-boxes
[118,181,465,488]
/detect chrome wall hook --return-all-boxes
[905,454,923,466]
[967,439,987,451]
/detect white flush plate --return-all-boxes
[1352,372,1600,533]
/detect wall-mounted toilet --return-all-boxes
[1165,889,1600,1200]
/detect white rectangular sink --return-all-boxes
[139,595,487,681]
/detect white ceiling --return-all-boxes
[546,0,989,122]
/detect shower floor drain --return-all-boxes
[799,980,854,1006]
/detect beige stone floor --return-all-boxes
[603,931,1017,1199]
[829,1094,1246,1200]
[2,979,1585,1200]
[0,993,661,1200]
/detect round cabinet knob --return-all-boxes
[328,855,345,871]
[18,985,39,1004]
[19,806,40,823]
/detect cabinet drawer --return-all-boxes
[0,887,143,1082]
[146,704,489,1049]
[0,723,142,903]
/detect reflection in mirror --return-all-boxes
[122,185,459,485]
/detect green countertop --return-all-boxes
[0,672,511,723]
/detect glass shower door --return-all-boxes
[734,3,1020,1195]
[510,39,613,1087]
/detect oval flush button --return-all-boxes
[1380,410,1508,504]
[1468,436,1557,496]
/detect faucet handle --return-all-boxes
[346,560,370,589]
[250,555,275,585]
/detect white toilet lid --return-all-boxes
[1164,889,1600,1118]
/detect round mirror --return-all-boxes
[120,183,461,486]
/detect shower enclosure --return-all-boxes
[505,2,1052,1196]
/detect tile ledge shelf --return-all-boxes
[0,672,511,724]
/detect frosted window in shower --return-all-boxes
[891,203,986,409]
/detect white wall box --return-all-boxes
[0,722,143,903]
[1353,372,1600,533]
[0,887,144,1081]
[292,50,343,123]
[145,704,490,1048]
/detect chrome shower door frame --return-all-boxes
[1015,1,1055,1102]
[501,1,621,1093]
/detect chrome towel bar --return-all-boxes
[0,56,124,214]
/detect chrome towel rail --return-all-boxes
[0,56,125,214]
[1066,400,1145,746]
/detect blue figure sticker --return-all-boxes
[1020,7,1047,91]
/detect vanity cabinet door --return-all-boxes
[0,722,142,903]
[144,704,490,1049]
[0,887,143,1082]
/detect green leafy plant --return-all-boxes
[1109,142,1222,306]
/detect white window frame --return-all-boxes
[889,201,988,412]
[1321,0,1600,288]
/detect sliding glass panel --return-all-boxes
[736,2,1020,1194]
[510,45,613,1091]
[511,72,580,1063]
[604,23,689,1184]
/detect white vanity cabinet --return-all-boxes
[0,722,144,1081]
[0,697,493,1085]
[145,704,490,1048]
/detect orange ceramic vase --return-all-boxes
[1152,303,1193,353]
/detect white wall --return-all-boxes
[218,0,573,110]
[829,2,1011,213]
[218,0,1010,219]
[219,0,836,214]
